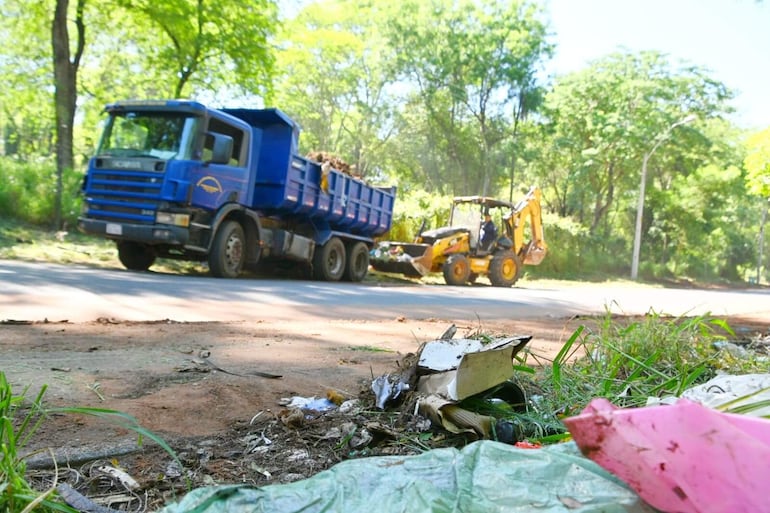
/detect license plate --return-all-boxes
[106,223,122,235]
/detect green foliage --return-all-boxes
[271,0,397,180]
[523,311,767,418]
[0,157,82,227]
[385,189,453,242]
[0,373,67,513]
[745,127,770,197]
[531,51,730,235]
[117,0,277,98]
[384,0,553,195]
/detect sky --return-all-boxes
[542,0,770,130]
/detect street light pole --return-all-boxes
[630,115,696,280]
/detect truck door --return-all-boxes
[190,116,250,210]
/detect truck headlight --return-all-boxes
[156,212,190,227]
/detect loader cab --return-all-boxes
[448,201,484,251]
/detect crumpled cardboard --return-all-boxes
[416,335,531,437]
[417,335,531,401]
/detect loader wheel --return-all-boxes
[313,237,346,281]
[443,254,470,286]
[209,220,245,278]
[343,241,369,282]
[117,241,156,271]
[489,250,521,287]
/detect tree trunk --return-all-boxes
[51,0,85,229]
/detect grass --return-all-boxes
[514,311,768,427]
[0,218,205,275]
[0,371,182,513]
[447,310,769,445]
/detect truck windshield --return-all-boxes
[97,111,200,160]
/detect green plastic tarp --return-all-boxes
[158,441,655,513]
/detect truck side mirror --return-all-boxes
[205,132,234,165]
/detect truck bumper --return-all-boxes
[77,217,189,245]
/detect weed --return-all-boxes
[525,310,767,419]
[0,372,183,512]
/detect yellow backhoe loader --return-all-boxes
[370,186,547,287]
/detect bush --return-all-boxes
[0,157,83,228]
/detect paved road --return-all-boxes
[1,259,769,323]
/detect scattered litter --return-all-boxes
[338,399,360,414]
[51,366,71,372]
[645,373,770,417]
[243,432,273,454]
[280,396,337,412]
[347,427,373,450]
[165,461,183,479]
[279,408,305,428]
[371,374,410,410]
[418,394,495,437]
[249,461,272,479]
[95,464,139,491]
[713,340,750,358]
[286,449,310,462]
[88,382,105,401]
[325,389,345,405]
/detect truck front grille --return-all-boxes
[84,170,164,223]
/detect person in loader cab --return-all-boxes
[480,211,498,252]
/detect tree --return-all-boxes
[532,51,731,238]
[385,0,552,195]
[270,0,399,180]
[52,0,86,229]
[745,127,770,282]
[118,0,277,98]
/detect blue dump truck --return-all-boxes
[77,100,396,281]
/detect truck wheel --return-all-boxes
[117,241,156,271]
[313,237,346,281]
[489,250,521,287]
[209,220,245,278]
[343,241,369,282]
[443,254,470,286]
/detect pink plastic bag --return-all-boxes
[563,398,770,513]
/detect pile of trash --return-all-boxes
[152,325,770,513]
[48,324,770,513]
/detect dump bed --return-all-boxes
[223,108,395,238]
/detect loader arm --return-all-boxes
[509,187,548,265]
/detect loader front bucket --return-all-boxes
[370,242,434,277]
[522,244,547,266]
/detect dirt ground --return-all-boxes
[2,314,767,511]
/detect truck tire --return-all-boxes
[489,250,521,287]
[343,241,369,282]
[117,241,156,271]
[209,220,245,278]
[443,254,470,286]
[313,237,346,281]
